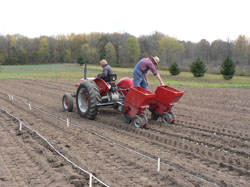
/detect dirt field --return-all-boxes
[0,79,249,187]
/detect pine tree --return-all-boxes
[77,56,84,66]
[190,58,207,77]
[169,61,181,75]
[220,56,235,80]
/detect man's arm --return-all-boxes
[146,62,164,85]
[144,72,149,85]
[155,73,164,85]
[97,67,108,79]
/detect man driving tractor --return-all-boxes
[97,59,113,82]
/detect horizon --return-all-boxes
[0,31,246,44]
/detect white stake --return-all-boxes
[89,173,92,187]
[8,95,11,100]
[67,118,69,127]
[29,104,32,110]
[11,95,14,100]
[19,121,22,131]
[157,157,160,172]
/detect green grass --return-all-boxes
[1,64,250,88]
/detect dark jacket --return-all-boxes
[97,64,113,82]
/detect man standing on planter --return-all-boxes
[133,56,164,90]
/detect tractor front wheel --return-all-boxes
[76,80,101,120]
[62,93,73,112]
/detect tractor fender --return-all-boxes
[93,78,110,96]
[117,77,133,96]
[76,78,109,97]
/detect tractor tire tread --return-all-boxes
[76,80,101,120]
[62,93,74,112]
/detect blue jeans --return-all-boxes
[133,69,148,90]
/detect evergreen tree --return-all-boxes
[220,56,235,80]
[190,58,207,77]
[77,56,85,65]
[169,61,181,75]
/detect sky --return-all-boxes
[0,0,249,42]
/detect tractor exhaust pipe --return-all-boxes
[84,62,87,80]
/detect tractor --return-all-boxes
[62,63,184,128]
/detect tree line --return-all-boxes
[0,32,249,68]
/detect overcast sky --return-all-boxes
[0,0,249,42]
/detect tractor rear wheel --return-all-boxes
[76,80,101,120]
[62,93,73,112]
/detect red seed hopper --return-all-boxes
[149,85,184,124]
[124,86,155,128]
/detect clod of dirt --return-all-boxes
[220,180,228,186]
[51,161,64,168]
[69,175,82,180]
[70,179,86,187]
[47,156,64,168]
[169,178,177,185]
[47,156,58,163]
[219,162,225,168]
[0,177,8,181]
[16,131,23,136]
[65,144,70,148]
[22,134,30,139]
[35,148,43,155]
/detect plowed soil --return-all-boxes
[0,79,249,187]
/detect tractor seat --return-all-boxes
[108,73,117,89]
[108,73,117,83]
